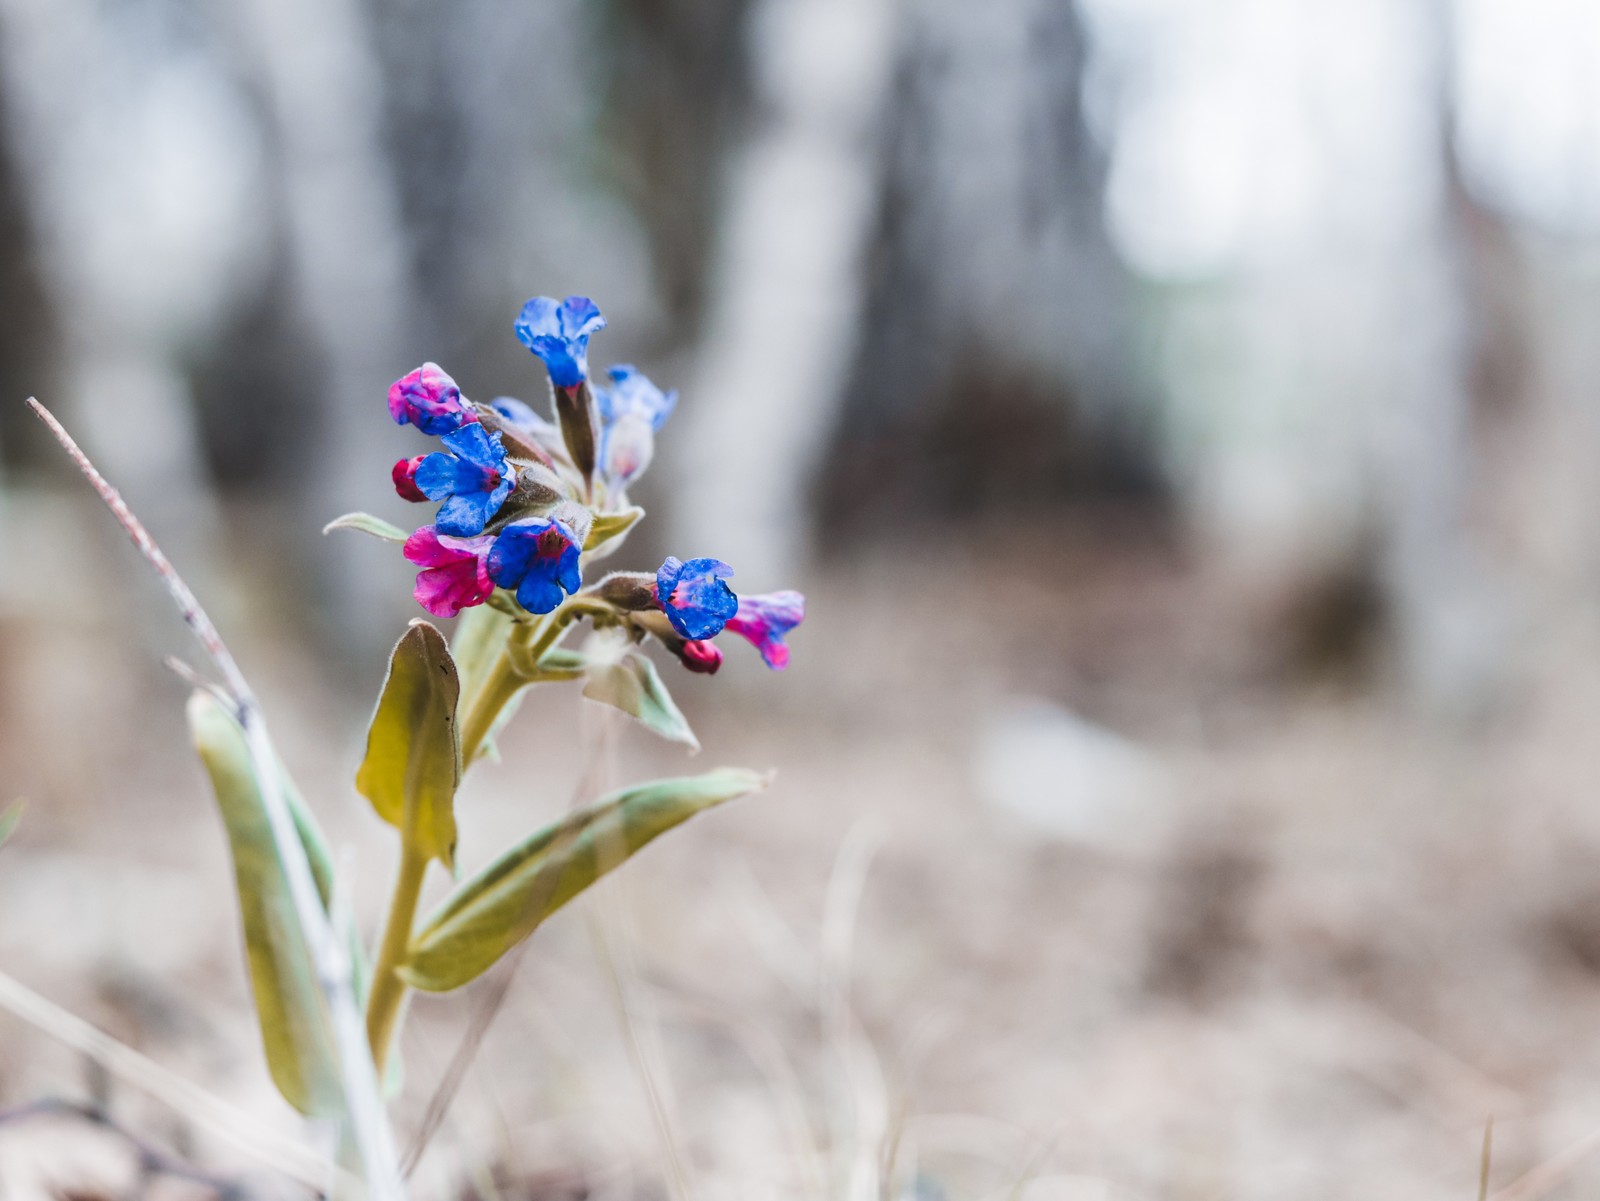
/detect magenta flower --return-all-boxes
[724,591,805,669]
[388,362,479,435]
[392,455,428,502]
[403,526,495,618]
[680,640,724,674]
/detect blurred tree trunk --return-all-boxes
[0,80,56,473]
[228,0,412,656]
[817,0,1160,537]
[601,0,754,345]
[667,0,901,584]
[1376,0,1514,713]
[0,0,245,599]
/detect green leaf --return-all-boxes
[188,692,345,1118]
[584,507,645,552]
[356,621,461,870]
[583,650,699,750]
[0,803,21,850]
[402,769,769,991]
[321,511,409,542]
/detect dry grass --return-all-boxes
[5,500,1600,1199]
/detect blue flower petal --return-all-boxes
[657,556,739,640]
[605,365,678,430]
[487,518,583,615]
[514,295,607,388]
[596,365,678,490]
[413,425,514,536]
[517,573,566,615]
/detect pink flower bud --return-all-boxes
[392,456,429,502]
[681,640,723,674]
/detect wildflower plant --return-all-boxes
[27,293,804,1195]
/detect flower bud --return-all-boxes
[392,456,429,502]
[591,572,657,611]
[389,362,477,434]
[681,640,723,674]
[629,610,723,674]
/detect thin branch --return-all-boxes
[26,397,405,1198]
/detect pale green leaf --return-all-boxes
[583,651,698,750]
[321,511,409,542]
[356,621,461,870]
[585,506,644,552]
[402,768,769,991]
[188,692,345,1119]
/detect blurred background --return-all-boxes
[3,0,1600,1196]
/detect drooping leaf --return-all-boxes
[402,769,769,991]
[188,691,345,1118]
[583,650,698,750]
[584,507,645,553]
[356,621,461,870]
[321,511,409,542]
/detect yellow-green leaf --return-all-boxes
[583,650,698,750]
[357,621,461,870]
[188,691,344,1119]
[584,506,644,553]
[402,768,769,991]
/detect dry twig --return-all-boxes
[26,397,404,1198]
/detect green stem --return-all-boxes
[458,599,615,764]
[365,845,428,1071]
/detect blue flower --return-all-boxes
[514,296,606,389]
[655,556,738,640]
[488,517,583,614]
[414,423,517,537]
[597,365,677,489]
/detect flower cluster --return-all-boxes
[385,295,805,671]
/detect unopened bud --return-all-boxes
[392,455,429,502]
[681,640,723,674]
[592,572,657,611]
